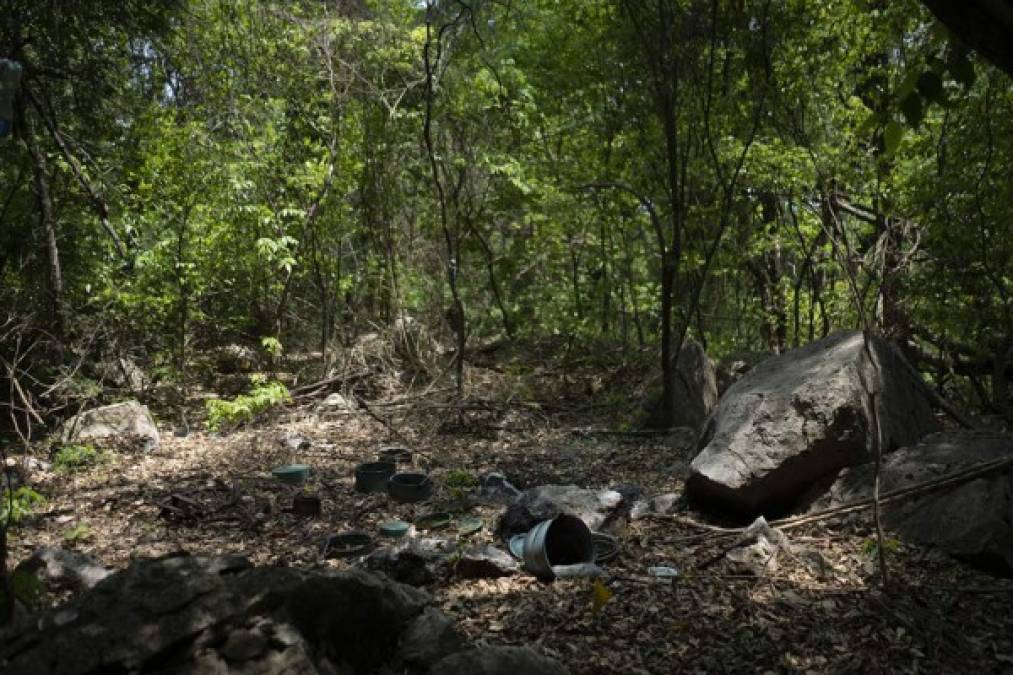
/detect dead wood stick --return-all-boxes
[893,344,977,429]
[291,370,369,396]
[571,427,692,437]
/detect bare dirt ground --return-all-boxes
[10,346,1013,674]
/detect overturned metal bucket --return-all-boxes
[522,514,595,580]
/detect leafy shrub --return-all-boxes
[53,444,108,473]
[205,380,291,431]
[0,486,45,526]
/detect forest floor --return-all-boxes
[9,340,1013,674]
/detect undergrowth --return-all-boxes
[205,379,291,431]
[1,486,45,526]
[53,444,108,473]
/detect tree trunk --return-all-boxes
[24,114,63,334]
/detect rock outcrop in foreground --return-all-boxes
[0,553,569,675]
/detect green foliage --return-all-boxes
[444,469,478,490]
[260,337,283,359]
[0,568,45,621]
[62,524,93,544]
[863,536,901,559]
[53,444,108,473]
[1,0,1010,421]
[444,469,478,502]
[205,380,291,431]
[1,487,46,526]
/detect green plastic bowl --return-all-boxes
[456,516,483,536]
[272,464,311,485]
[321,532,373,559]
[414,511,453,531]
[378,520,411,539]
[387,472,433,503]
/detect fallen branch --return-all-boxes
[290,369,369,397]
[570,427,692,437]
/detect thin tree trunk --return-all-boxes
[24,114,63,334]
[423,3,467,397]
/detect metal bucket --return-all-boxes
[522,514,594,580]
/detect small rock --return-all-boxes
[279,433,310,452]
[498,485,625,538]
[455,546,519,579]
[724,516,791,576]
[360,538,453,586]
[16,547,112,591]
[480,472,522,504]
[630,492,680,520]
[319,393,353,410]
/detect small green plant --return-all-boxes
[260,336,283,359]
[53,444,108,473]
[62,523,93,543]
[0,486,45,526]
[862,536,901,559]
[205,380,291,431]
[444,469,478,502]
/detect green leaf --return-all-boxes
[899,93,923,128]
[896,69,921,99]
[883,121,904,155]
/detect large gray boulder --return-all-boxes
[687,331,937,515]
[642,338,719,430]
[819,431,1013,574]
[59,400,159,452]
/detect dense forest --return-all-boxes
[1,1,1012,673]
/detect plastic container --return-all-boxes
[378,520,411,539]
[387,472,433,503]
[272,464,311,485]
[321,532,373,559]
[522,514,595,581]
[292,494,321,517]
[414,511,453,531]
[354,461,396,493]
